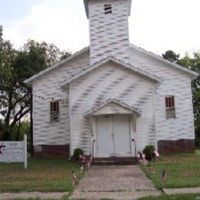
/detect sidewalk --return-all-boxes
[163,187,200,195]
[0,187,200,200]
[1,186,200,200]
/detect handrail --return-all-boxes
[91,138,95,161]
[131,138,137,158]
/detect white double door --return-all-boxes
[96,115,132,157]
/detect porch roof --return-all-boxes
[84,98,141,117]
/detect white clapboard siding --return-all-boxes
[32,50,90,146]
[89,0,130,65]
[32,45,195,152]
[130,46,195,141]
[69,61,156,155]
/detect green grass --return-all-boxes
[13,198,68,200]
[0,157,84,192]
[6,198,111,200]
[141,150,200,189]
[7,198,111,200]
[139,193,200,200]
[13,197,69,200]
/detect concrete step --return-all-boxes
[92,157,137,165]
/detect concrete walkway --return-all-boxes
[0,192,68,200]
[164,187,200,195]
[71,165,160,200]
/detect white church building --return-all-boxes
[25,0,198,158]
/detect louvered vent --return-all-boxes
[104,4,112,14]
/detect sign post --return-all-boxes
[24,134,27,169]
[0,135,28,169]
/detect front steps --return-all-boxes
[92,157,137,165]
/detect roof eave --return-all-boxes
[84,98,141,117]
[24,46,89,85]
[130,44,199,79]
[84,0,89,18]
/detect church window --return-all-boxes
[50,101,60,122]
[165,96,176,119]
[104,4,112,14]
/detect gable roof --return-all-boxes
[130,44,199,78]
[24,46,89,85]
[61,56,161,88]
[24,44,198,86]
[84,98,141,117]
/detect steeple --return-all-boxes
[84,0,132,65]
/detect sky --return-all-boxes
[0,0,200,56]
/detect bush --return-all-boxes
[195,130,200,148]
[143,145,155,161]
[72,148,84,161]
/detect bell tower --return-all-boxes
[84,0,132,65]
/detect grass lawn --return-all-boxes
[0,157,83,193]
[142,150,200,189]
[139,193,200,200]
[13,197,69,200]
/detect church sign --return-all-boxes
[0,135,27,169]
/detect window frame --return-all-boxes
[165,96,176,119]
[50,101,60,122]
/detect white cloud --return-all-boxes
[129,0,200,55]
[3,0,89,52]
[2,0,200,55]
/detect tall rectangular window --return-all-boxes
[50,101,60,122]
[165,96,176,119]
[104,4,112,14]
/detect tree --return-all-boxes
[0,28,71,140]
[21,40,70,71]
[0,32,19,139]
[162,50,180,63]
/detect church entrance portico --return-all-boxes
[84,99,140,158]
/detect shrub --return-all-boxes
[143,145,155,161]
[195,130,200,148]
[72,148,84,161]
